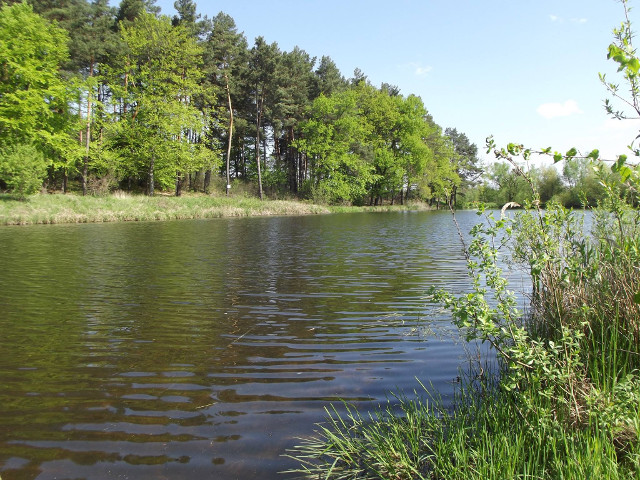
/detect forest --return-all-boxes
[0,0,607,208]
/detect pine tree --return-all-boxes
[272,47,316,193]
[247,37,280,200]
[203,12,248,194]
[115,0,159,27]
[444,128,482,207]
[172,0,209,38]
[66,0,120,194]
[312,56,347,98]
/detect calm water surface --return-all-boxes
[0,211,507,479]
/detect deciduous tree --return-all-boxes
[106,13,214,195]
[0,2,78,193]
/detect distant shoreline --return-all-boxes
[0,193,432,226]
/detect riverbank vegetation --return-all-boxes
[0,192,333,225]
[0,0,481,207]
[285,2,640,478]
[0,190,435,225]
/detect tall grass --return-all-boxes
[0,193,437,226]
[327,201,432,214]
[286,365,639,479]
[0,193,331,225]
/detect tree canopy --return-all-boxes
[0,0,477,204]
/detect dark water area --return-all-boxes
[0,210,521,479]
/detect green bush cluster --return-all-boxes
[0,144,48,198]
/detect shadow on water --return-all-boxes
[0,210,515,479]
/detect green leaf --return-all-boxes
[628,57,640,74]
[613,155,628,173]
[607,44,620,60]
[633,292,640,304]
[619,165,633,181]
[609,44,630,71]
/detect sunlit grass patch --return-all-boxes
[0,193,331,225]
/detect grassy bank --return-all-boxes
[0,193,435,226]
[327,201,432,214]
[0,192,333,225]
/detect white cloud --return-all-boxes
[402,62,433,77]
[537,100,583,119]
[415,65,433,76]
[548,15,587,25]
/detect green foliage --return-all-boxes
[296,84,451,205]
[295,90,373,203]
[0,1,466,199]
[0,2,76,153]
[0,143,48,197]
[445,127,483,206]
[483,161,531,204]
[105,12,216,194]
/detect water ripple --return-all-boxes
[0,211,497,479]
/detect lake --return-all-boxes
[0,210,515,479]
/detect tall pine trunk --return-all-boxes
[82,59,95,196]
[148,153,155,196]
[175,173,182,196]
[255,91,264,200]
[225,74,233,197]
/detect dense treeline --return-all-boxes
[0,0,483,205]
[470,157,608,209]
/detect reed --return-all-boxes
[327,201,432,214]
[286,355,639,479]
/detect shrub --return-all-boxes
[0,143,48,197]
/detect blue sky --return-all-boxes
[151,0,639,164]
